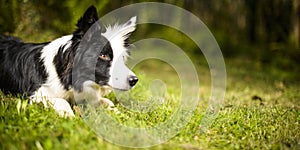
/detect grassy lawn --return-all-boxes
[0,1,299,149]
[0,54,299,149]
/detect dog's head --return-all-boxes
[73,6,138,91]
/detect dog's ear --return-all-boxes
[122,16,137,47]
[74,5,102,37]
[123,16,137,36]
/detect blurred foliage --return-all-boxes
[0,0,20,33]
[0,0,299,73]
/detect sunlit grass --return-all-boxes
[0,56,299,149]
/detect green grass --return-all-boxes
[1,56,299,149]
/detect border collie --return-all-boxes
[0,6,138,117]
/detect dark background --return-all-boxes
[0,0,299,81]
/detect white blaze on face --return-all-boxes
[102,17,137,90]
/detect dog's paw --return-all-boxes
[99,98,119,113]
[51,98,75,117]
[29,96,75,117]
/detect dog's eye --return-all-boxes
[99,54,111,61]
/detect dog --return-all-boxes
[0,6,138,117]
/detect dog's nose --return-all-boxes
[128,76,138,87]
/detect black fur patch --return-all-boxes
[70,28,113,92]
[0,35,48,96]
